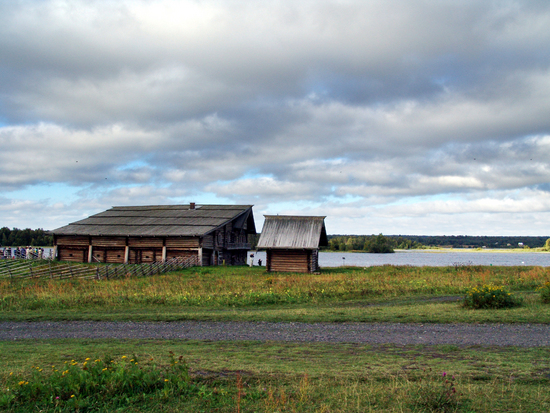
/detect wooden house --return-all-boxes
[52,204,256,266]
[257,215,328,273]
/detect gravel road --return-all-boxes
[1,321,549,347]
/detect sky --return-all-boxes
[1,0,550,236]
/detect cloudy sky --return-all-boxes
[1,0,550,235]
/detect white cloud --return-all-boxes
[1,0,550,235]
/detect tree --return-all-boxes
[363,234,394,253]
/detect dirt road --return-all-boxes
[1,321,548,347]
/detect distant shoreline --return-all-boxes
[323,248,550,254]
[403,248,550,253]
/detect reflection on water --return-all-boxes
[249,250,550,267]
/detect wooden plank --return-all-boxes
[56,236,90,247]
[58,247,87,262]
[106,249,125,264]
[92,237,126,247]
[202,235,214,249]
[128,237,163,247]
[166,250,197,259]
[92,249,106,263]
[139,249,158,263]
[268,249,311,273]
[128,248,162,263]
[165,237,199,248]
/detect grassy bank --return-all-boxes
[0,265,549,322]
[1,339,549,412]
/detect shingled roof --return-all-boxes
[52,204,256,237]
[257,215,328,249]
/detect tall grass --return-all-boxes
[2,340,550,412]
[0,265,548,312]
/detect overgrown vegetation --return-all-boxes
[1,340,549,412]
[1,264,550,411]
[538,281,550,304]
[463,284,523,309]
[1,265,549,323]
[0,352,194,411]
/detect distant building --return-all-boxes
[257,215,328,273]
[52,204,256,266]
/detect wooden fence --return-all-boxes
[0,256,199,280]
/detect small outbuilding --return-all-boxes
[257,215,328,273]
[52,204,256,266]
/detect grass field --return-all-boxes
[0,264,549,323]
[1,339,549,412]
[1,264,549,411]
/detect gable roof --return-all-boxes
[52,204,256,237]
[257,215,328,249]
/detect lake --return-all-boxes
[249,250,550,267]
[8,248,550,267]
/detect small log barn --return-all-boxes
[257,215,328,273]
[52,204,256,266]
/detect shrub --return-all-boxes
[0,352,196,411]
[463,284,522,309]
[410,371,463,412]
[538,281,550,304]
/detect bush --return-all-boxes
[409,371,464,412]
[463,284,522,309]
[538,281,550,304]
[0,352,196,411]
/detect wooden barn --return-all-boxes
[52,204,256,266]
[257,215,328,273]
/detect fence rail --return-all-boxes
[0,256,199,280]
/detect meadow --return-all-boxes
[1,264,550,412]
[0,264,549,322]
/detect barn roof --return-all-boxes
[52,204,256,237]
[257,215,328,249]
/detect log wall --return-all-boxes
[56,236,89,247]
[55,230,249,267]
[58,247,87,262]
[267,249,312,273]
[92,237,126,247]
[128,237,164,248]
[166,237,199,248]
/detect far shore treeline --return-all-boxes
[323,235,550,252]
[0,227,53,247]
[251,233,549,252]
[2,227,549,252]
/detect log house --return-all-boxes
[257,215,328,273]
[52,204,256,265]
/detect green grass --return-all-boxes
[1,265,549,323]
[1,265,550,411]
[1,339,549,412]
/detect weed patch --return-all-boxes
[0,352,195,411]
[538,281,550,304]
[463,284,522,309]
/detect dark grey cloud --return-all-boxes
[1,0,550,234]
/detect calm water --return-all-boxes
[250,250,550,267]
[7,248,549,267]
